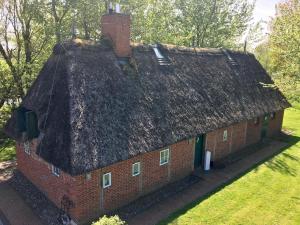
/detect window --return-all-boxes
[102,172,111,188]
[223,130,228,141]
[23,141,30,155]
[270,112,276,120]
[152,45,171,66]
[132,162,141,176]
[160,149,169,166]
[16,107,39,140]
[52,165,60,177]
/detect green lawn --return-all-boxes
[160,107,300,225]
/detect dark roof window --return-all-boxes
[16,107,39,140]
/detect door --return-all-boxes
[261,115,269,139]
[194,135,205,169]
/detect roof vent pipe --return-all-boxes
[116,3,121,13]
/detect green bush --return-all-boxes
[91,215,125,225]
[0,104,12,142]
[0,104,16,162]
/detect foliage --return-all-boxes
[160,107,300,225]
[124,0,254,47]
[255,0,300,102]
[173,0,254,48]
[0,104,15,162]
[0,139,15,162]
[91,215,125,225]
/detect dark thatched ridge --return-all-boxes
[5,40,290,175]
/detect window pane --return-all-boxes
[223,130,228,141]
[103,173,111,188]
[132,162,140,176]
[160,149,169,165]
[105,176,109,185]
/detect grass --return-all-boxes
[160,107,300,225]
[0,139,16,162]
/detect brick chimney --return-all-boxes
[101,5,131,57]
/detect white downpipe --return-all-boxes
[204,151,211,171]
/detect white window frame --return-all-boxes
[160,148,169,166]
[132,162,141,176]
[52,165,60,177]
[223,130,228,141]
[23,141,30,155]
[102,172,111,188]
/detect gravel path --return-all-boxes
[9,171,61,225]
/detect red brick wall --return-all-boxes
[16,138,194,224]
[246,116,263,146]
[231,122,248,153]
[206,122,247,161]
[207,110,284,163]
[16,110,284,224]
[16,140,77,209]
[72,140,195,224]
[268,110,284,137]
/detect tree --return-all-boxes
[174,0,254,48]
[0,0,50,100]
[258,0,300,100]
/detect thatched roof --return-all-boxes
[5,40,290,175]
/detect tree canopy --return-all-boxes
[255,0,300,102]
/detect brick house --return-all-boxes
[5,9,290,225]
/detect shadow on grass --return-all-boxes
[264,134,300,177]
[159,133,300,225]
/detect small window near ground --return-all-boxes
[52,165,60,177]
[103,172,111,188]
[270,112,276,120]
[132,162,141,176]
[223,130,228,141]
[160,149,169,166]
[254,117,259,125]
[23,141,30,155]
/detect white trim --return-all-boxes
[132,162,141,176]
[52,165,60,177]
[160,148,169,166]
[102,172,111,188]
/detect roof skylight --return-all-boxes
[152,44,171,66]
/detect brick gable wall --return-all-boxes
[16,110,284,224]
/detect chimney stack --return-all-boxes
[101,4,131,57]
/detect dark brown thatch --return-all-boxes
[5,40,290,175]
